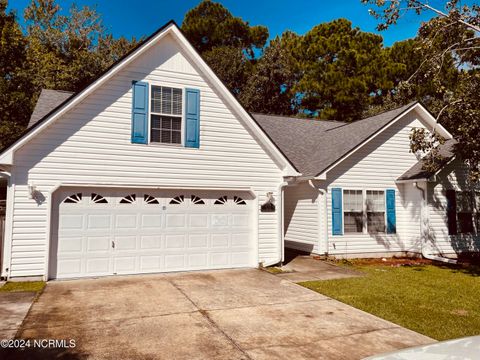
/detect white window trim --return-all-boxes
[148,83,186,146]
[341,188,388,236]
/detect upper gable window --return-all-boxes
[151,86,182,144]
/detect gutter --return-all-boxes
[414,181,457,264]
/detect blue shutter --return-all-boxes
[332,188,343,235]
[386,189,396,234]
[131,81,148,144]
[185,88,200,148]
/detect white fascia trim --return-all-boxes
[54,182,257,197]
[168,26,298,176]
[316,103,453,180]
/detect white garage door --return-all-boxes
[50,188,255,279]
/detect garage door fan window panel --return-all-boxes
[170,195,185,205]
[119,194,136,204]
[344,190,363,233]
[151,86,182,144]
[91,193,108,204]
[191,195,205,205]
[366,190,385,233]
[63,193,82,204]
[144,194,159,204]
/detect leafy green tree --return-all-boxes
[181,0,268,58]
[291,19,403,122]
[363,0,480,179]
[0,0,29,145]
[239,36,297,115]
[202,46,252,95]
[182,0,268,97]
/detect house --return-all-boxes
[0,21,478,280]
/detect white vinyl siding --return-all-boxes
[8,33,283,278]
[325,110,429,257]
[284,182,322,254]
[427,159,480,255]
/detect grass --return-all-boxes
[300,263,480,341]
[264,266,285,274]
[0,281,46,293]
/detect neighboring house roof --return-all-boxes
[28,89,73,128]
[0,21,299,176]
[254,102,425,177]
[397,139,457,181]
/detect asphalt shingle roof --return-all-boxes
[253,102,417,177]
[397,139,457,181]
[28,89,73,128]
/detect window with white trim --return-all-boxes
[150,86,182,144]
[457,191,475,234]
[343,190,363,233]
[366,190,385,233]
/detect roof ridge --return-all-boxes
[251,112,345,124]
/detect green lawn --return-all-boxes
[0,281,45,293]
[300,263,480,341]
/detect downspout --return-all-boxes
[277,181,290,265]
[308,180,328,256]
[414,181,457,264]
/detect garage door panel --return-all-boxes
[52,188,255,279]
[140,235,162,249]
[59,215,83,230]
[114,236,137,250]
[211,233,229,248]
[115,214,137,229]
[141,214,162,228]
[87,214,111,230]
[188,234,208,248]
[86,236,110,252]
[165,254,185,269]
[165,234,186,249]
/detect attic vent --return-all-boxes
[191,195,205,205]
[144,194,159,204]
[63,193,82,203]
[91,193,108,204]
[170,195,185,205]
[120,194,136,204]
[214,196,227,205]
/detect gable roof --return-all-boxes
[397,139,457,181]
[28,89,73,129]
[254,102,449,177]
[0,21,299,176]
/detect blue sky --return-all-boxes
[6,0,470,47]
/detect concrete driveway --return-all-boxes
[4,269,433,359]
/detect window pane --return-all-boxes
[151,86,162,113]
[151,129,160,142]
[344,190,362,211]
[172,118,181,130]
[345,212,363,233]
[162,87,172,114]
[457,191,473,212]
[151,114,161,129]
[366,190,385,212]
[458,212,474,234]
[367,212,385,233]
[172,88,182,115]
[161,130,171,143]
[161,117,172,130]
[171,131,181,144]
